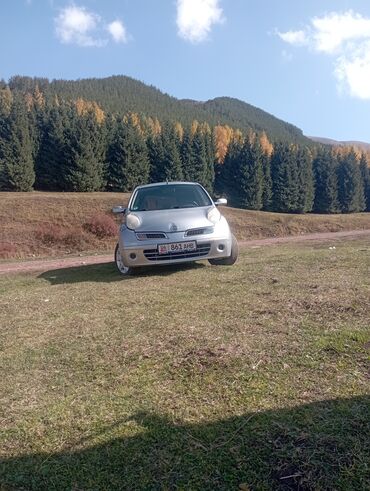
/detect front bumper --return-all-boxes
[118,221,232,267]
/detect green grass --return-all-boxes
[0,239,369,490]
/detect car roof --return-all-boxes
[134,182,201,190]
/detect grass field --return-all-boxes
[1,237,369,490]
[1,191,370,259]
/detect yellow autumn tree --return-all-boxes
[144,116,154,136]
[143,116,162,136]
[232,129,244,145]
[213,125,234,163]
[75,98,87,116]
[191,120,199,136]
[259,131,274,157]
[333,145,362,161]
[33,85,45,108]
[124,112,144,135]
[0,87,13,116]
[91,101,105,124]
[24,92,34,112]
[199,122,211,135]
[153,117,162,135]
[75,98,105,124]
[246,128,256,144]
[174,121,184,142]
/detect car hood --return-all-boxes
[129,206,215,232]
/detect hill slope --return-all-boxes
[8,75,310,144]
[1,192,369,259]
[309,136,370,151]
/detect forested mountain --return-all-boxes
[7,75,308,144]
[309,136,370,151]
[200,97,306,144]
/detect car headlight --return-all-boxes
[207,206,221,224]
[126,213,141,230]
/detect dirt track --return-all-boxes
[0,229,369,275]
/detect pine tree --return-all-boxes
[0,86,12,118]
[1,96,35,191]
[337,149,365,213]
[187,126,208,186]
[259,127,273,209]
[35,106,67,190]
[27,88,45,163]
[261,151,272,210]
[313,148,339,213]
[159,122,183,181]
[359,153,370,212]
[203,125,215,193]
[180,127,193,181]
[271,143,299,212]
[296,146,314,213]
[64,109,105,192]
[107,117,127,191]
[107,117,149,191]
[0,114,7,190]
[235,139,264,209]
[147,133,164,183]
[213,160,224,196]
[102,113,116,187]
[218,139,243,204]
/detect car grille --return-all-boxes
[136,232,167,240]
[144,243,211,261]
[185,227,213,237]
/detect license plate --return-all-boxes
[158,241,196,254]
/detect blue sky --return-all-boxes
[1,0,370,141]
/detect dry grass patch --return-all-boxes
[0,192,128,259]
[1,191,369,259]
[0,238,369,489]
[224,206,370,240]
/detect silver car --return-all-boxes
[112,182,238,275]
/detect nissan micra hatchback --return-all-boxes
[112,182,238,275]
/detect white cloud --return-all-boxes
[277,10,370,100]
[107,20,127,43]
[335,42,370,99]
[55,5,106,47]
[277,30,308,47]
[176,0,224,43]
[312,11,370,54]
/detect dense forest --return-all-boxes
[6,75,309,144]
[0,76,369,214]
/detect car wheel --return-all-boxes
[208,234,239,266]
[115,243,134,276]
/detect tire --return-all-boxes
[208,234,239,266]
[114,243,135,276]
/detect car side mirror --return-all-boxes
[112,206,126,214]
[214,198,227,206]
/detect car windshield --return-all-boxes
[130,184,212,211]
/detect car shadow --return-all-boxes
[1,396,368,490]
[39,261,206,285]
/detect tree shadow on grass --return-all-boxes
[1,396,369,490]
[39,261,206,285]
